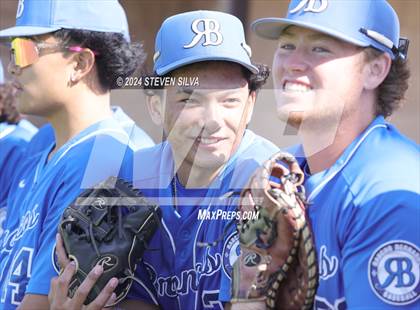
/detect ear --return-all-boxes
[363,52,392,90]
[68,49,96,84]
[146,93,164,126]
[244,91,256,125]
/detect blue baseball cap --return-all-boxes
[252,0,409,60]
[153,10,258,75]
[0,0,130,42]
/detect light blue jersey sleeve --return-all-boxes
[340,190,419,309]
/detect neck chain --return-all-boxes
[171,176,178,212]
[303,161,311,176]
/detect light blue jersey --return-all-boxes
[0,120,37,203]
[0,118,133,309]
[290,117,420,309]
[122,130,279,309]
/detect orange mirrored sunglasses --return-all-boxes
[10,37,99,68]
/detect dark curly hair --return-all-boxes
[0,83,20,124]
[52,29,146,91]
[242,63,270,93]
[363,48,410,117]
[145,61,270,96]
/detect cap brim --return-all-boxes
[0,25,61,39]
[156,55,259,75]
[252,17,369,48]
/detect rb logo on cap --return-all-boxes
[16,0,25,18]
[184,19,223,49]
[290,0,328,14]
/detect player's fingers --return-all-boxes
[48,276,58,305]
[56,261,76,300]
[72,264,104,308]
[56,233,71,269]
[87,277,118,310]
[104,292,117,309]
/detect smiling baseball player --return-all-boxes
[252,0,419,308]
[49,10,280,310]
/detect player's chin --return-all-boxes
[194,151,228,169]
[276,105,305,128]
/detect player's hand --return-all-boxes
[49,234,119,309]
[55,233,71,270]
[48,261,118,310]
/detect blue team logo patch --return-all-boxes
[222,232,240,279]
[368,240,420,305]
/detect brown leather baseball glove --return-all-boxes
[231,151,318,310]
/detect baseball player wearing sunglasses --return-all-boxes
[0,1,153,309]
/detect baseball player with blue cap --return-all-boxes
[252,0,419,308]
[0,0,154,309]
[49,10,279,310]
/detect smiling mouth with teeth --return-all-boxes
[283,82,313,93]
[197,137,220,145]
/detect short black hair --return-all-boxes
[53,29,145,91]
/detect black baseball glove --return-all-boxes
[58,176,161,307]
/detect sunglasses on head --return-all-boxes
[10,37,99,68]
